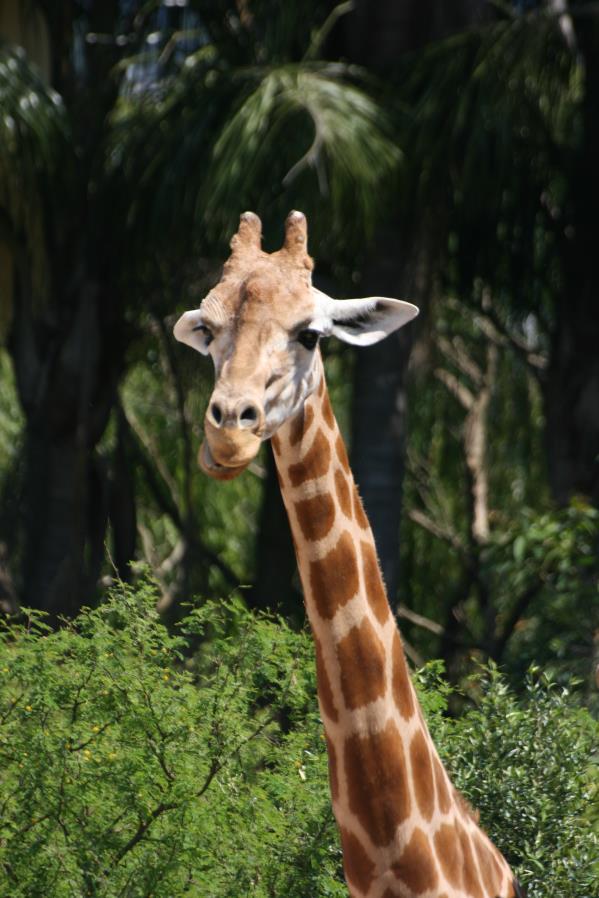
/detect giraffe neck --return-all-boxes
[271,365,515,898]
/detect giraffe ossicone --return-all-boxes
[174,211,523,898]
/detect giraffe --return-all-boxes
[174,211,524,898]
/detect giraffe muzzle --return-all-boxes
[198,438,251,481]
[200,418,262,481]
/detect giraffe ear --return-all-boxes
[173,309,212,355]
[313,290,419,346]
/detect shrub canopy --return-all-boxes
[0,581,597,897]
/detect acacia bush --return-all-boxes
[0,580,597,898]
[418,663,599,898]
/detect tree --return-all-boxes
[0,1,400,616]
[403,0,599,505]
[344,0,490,602]
[401,292,599,685]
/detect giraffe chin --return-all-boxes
[198,440,251,481]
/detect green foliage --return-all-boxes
[404,9,577,308]
[202,63,400,248]
[487,502,599,689]
[118,342,262,598]
[0,579,343,898]
[106,13,399,258]
[1,580,597,898]
[402,290,597,686]
[422,662,599,898]
[0,350,22,471]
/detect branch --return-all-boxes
[152,314,194,518]
[113,801,178,865]
[434,368,474,410]
[304,1,355,60]
[125,417,184,532]
[397,604,444,636]
[437,336,483,386]
[69,719,114,752]
[122,408,239,589]
[462,344,496,544]
[492,581,543,661]
[400,636,424,669]
[126,405,181,506]
[474,309,547,375]
[408,507,466,558]
[442,295,548,376]
[282,102,328,193]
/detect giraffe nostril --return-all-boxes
[240,405,258,426]
[210,403,223,426]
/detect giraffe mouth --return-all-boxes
[198,439,251,481]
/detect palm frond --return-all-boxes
[204,63,401,247]
[105,57,400,260]
[402,10,578,315]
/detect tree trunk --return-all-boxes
[545,16,599,505]
[2,1,127,616]
[345,0,489,602]
[10,266,121,615]
[252,445,302,622]
[22,433,99,616]
[350,229,423,601]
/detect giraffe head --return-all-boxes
[174,211,418,480]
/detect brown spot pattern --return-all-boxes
[434,823,462,887]
[457,822,484,898]
[288,428,330,486]
[310,531,359,619]
[334,469,352,517]
[433,753,451,814]
[322,392,335,430]
[392,631,415,720]
[335,433,351,473]
[314,637,338,722]
[360,540,390,625]
[318,377,325,397]
[295,492,336,543]
[353,486,370,530]
[271,433,281,454]
[325,735,339,801]
[337,618,386,710]
[289,403,314,447]
[392,827,439,893]
[340,828,375,895]
[344,720,411,847]
[409,730,435,821]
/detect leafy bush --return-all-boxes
[488,502,599,695]
[0,580,343,898]
[419,663,599,898]
[1,580,597,897]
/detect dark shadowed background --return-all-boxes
[0,0,598,695]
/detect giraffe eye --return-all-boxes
[298,329,320,351]
[193,323,214,346]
